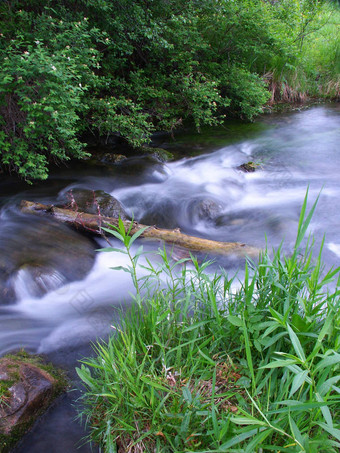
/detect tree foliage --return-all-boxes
[0,0,337,180]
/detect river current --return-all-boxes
[0,104,339,451]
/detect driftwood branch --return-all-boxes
[20,200,259,258]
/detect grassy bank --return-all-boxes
[77,195,340,452]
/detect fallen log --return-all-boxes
[20,200,259,258]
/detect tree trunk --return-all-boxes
[20,200,259,258]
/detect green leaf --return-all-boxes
[110,266,131,273]
[245,428,273,453]
[220,427,266,450]
[268,400,340,414]
[140,376,170,392]
[98,247,127,254]
[198,349,216,365]
[287,323,306,363]
[294,188,320,253]
[318,375,340,396]
[243,318,256,391]
[231,416,267,426]
[289,413,304,449]
[289,370,309,397]
[315,353,340,373]
[183,320,210,332]
[101,226,124,242]
[129,226,149,245]
[182,386,192,404]
[260,359,298,369]
[315,392,333,428]
[317,422,340,442]
[76,366,93,387]
[228,315,243,327]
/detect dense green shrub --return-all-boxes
[0,11,99,180]
[0,0,338,180]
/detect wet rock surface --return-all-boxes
[237,161,258,173]
[137,146,173,162]
[0,353,65,452]
[187,198,223,223]
[58,188,128,219]
[0,216,96,303]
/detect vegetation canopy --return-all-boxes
[0,0,339,180]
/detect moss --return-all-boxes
[4,349,67,386]
[0,417,38,453]
[137,146,174,162]
[0,380,15,401]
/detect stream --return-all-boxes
[0,103,339,452]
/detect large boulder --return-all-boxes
[0,352,66,452]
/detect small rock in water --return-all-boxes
[237,161,258,173]
[137,146,173,162]
[187,198,223,223]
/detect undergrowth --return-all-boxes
[77,192,340,452]
[267,1,340,103]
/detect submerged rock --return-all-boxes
[58,188,128,219]
[100,153,127,164]
[187,198,223,223]
[0,216,96,303]
[0,351,66,452]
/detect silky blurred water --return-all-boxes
[0,103,339,452]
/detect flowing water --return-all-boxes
[0,104,339,452]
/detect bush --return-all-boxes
[0,1,338,180]
[0,13,99,181]
[77,195,340,452]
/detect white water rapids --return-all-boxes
[0,104,339,452]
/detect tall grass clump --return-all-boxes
[77,194,340,452]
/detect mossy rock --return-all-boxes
[237,161,260,173]
[137,146,173,162]
[0,350,67,452]
[100,153,127,164]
